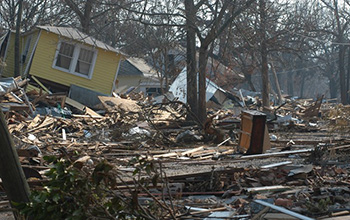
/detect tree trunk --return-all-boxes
[287,72,294,96]
[14,0,23,77]
[185,0,198,122]
[339,44,347,104]
[244,72,256,92]
[329,74,338,99]
[164,47,170,92]
[0,110,30,213]
[198,46,208,125]
[300,74,305,98]
[260,47,270,110]
[347,46,350,103]
[64,0,93,34]
[260,0,270,110]
[270,62,283,104]
[294,58,304,97]
[82,0,93,34]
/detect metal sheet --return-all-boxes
[254,199,315,220]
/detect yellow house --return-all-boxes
[0,26,124,99]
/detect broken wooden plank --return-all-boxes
[321,216,350,220]
[27,115,42,129]
[85,106,103,118]
[65,97,85,112]
[298,95,323,118]
[190,149,217,158]
[31,75,52,94]
[72,114,103,119]
[17,148,40,157]
[8,104,30,112]
[16,85,35,115]
[241,149,313,159]
[167,168,246,182]
[24,116,55,133]
[153,152,179,158]
[246,185,291,193]
[180,146,204,157]
[8,122,25,134]
[186,206,227,215]
[220,149,235,155]
[65,97,102,118]
[216,137,231,147]
[262,213,298,220]
[252,207,270,220]
[331,211,350,217]
[333,144,350,150]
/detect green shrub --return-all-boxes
[15,156,158,220]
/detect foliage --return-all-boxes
[15,155,174,219]
[305,197,332,215]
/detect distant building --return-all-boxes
[117,57,165,96]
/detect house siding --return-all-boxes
[1,32,15,77]
[117,75,143,90]
[22,31,40,76]
[29,31,121,95]
[1,31,40,77]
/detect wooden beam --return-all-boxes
[31,75,52,94]
[0,110,30,204]
[241,149,313,159]
[66,97,102,118]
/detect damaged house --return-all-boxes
[169,67,244,108]
[0,26,124,106]
[116,57,165,96]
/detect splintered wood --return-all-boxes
[2,78,350,219]
[98,96,141,113]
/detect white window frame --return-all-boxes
[52,40,98,79]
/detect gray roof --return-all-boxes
[37,26,122,54]
[118,59,143,76]
[118,57,159,78]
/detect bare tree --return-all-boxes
[109,0,255,124]
[185,0,255,123]
[319,0,350,104]
[62,0,131,36]
[63,0,94,34]
[0,0,52,31]
[0,0,18,29]
[217,0,307,108]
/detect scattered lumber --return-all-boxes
[0,78,350,219]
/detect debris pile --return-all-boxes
[0,77,350,219]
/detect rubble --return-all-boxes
[0,79,350,219]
